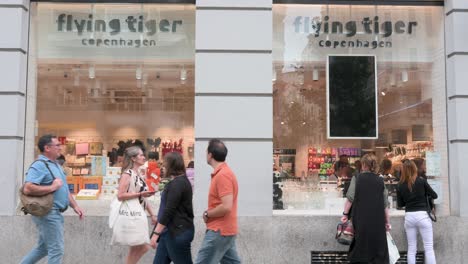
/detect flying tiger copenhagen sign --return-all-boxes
[36,4,195,59]
[293,15,418,49]
[56,13,183,48]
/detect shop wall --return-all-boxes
[0,1,30,215]
[446,0,468,216]
[193,0,273,216]
[3,215,468,264]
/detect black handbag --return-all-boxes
[426,195,437,222]
[336,221,354,245]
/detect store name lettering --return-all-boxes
[294,16,418,49]
[56,14,183,48]
[57,14,182,35]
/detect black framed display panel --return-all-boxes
[327,55,378,139]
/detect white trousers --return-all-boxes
[404,211,436,264]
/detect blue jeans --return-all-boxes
[153,227,194,264]
[20,209,65,264]
[195,230,241,264]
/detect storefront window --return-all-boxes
[272,4,448,215]
[25,3,195,214]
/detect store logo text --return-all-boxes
[294,16,418,49]
[56,14,183,48]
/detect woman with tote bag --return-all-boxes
[111,146,157,264]
[397,159,438,264]
[341,154,391,264]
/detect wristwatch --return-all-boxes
[342,211,349,216]
[153,230,161,236]
[204,210,209,218]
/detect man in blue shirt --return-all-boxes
[20,134,84,264]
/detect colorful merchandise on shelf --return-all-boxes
[90,156,107,176]
[76,189,100,200]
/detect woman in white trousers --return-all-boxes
[397,159,438,264]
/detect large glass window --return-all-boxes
[272,4,448,215]
[25,3,195,214]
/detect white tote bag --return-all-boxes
[110,198,150,246]
[387,231,400,264]
[108,198,121,228]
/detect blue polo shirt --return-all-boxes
[25,155,70,210]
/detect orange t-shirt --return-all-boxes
[146,161,161,192]
[207,163,238,236]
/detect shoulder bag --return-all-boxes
[20,160,56,217]
[425,180,437,222]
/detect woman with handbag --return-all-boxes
[341,154,391,264]
[116,146,157,264]
[150,152,194,264]
[397,159,438,264]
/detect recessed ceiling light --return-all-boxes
[88,66,95,79]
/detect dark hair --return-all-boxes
[380,159,392,174]
[354,160,362,172]
[164,152,186,177]
[38,134,57,152]
[57,154,66,166]
[148,151,159,161]
[412,158,426,179]
[207,139,228,162]
[187,161,194,168]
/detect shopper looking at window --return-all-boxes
[397,159,437,264]
[342,154,391,264]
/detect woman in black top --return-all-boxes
[397,159,437,264]
[150,152,194,264]
[341,154,390,264]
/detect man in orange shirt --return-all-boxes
[195,139,241,264]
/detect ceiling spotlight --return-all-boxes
[402,70,408,82]
[110,90,115,103]
[390,73,396,86]
[302,121,306,125]
[381,91,386,96]
[95,80,101,89]
[101,83,107,94]
[272,67,277,82]
[74,75,80,87]
[136,66,142,80]
[180,68,187,81]
[313,68,319,81]
[88,66,95,79]
[280,121,285,125]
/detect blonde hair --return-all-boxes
[360,154,379,173]
[400,159,417,192]
[121,146,142,173]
